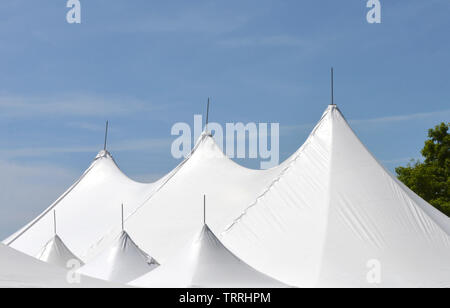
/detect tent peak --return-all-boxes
[323,104,340,117]
[131,222,288,288]
[201,130,213,138]
[326,103,342,114]
[77,228,159,283]
[95,149,113,160]
[193,131,215,149]
[36,234,84,268]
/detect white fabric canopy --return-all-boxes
[4,150,165,260]
[4,105,449,288]
[5,133,291,264]
[131,224,287,288]
[222,105,450,288]
[0,243,121,288]
[36,235,84,268]
[77,231,158,283]
[114,133,293,265]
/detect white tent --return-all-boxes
[131,224,287,288]
[36,235,84,268]
[4,150,166,260]
[110,133,295,264]
[77,231,159,284]
[4,105,449,288]
[5,133,292,264]
[222,105,450,288]
[0,243,122,288]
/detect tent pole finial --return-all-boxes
[205,98,210,133]
[331,67,335,106]
[104,120,109,151]
[121,203,124,231]
[203,195,206,225]
[53,210,57,236]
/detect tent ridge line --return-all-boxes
[222,108,333,235]
[4,159,99,246]
[86,133,211,254]
[315,106,337,283]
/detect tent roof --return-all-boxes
[36,235,84,268]
[5,133,292,263]
[110,132,294,264]
[222,105,450,287]
[6,105,449,288]
[77,231,158,284]
[131,224,287,288]
[4,150,165,260]
[0,243,123,288]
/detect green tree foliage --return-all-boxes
[396,122,450,217]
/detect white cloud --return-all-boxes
[349,109,450,125]
[280,123,315,136]
[280,108,450,137]
[105,3,249,35]
[113,138,172,152]
[0,94,157,118]
[0,138,173,159]
[66,122,107,132]
[380,157,421,165]
[217,35,308,48]
[0,145,99,158]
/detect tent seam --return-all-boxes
[222,106,334,234]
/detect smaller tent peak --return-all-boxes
[201,223,212,234]
[194,224,222,247]
[131,223,288,288]
[119,229,128,238]
[36,235,84,268]
[77,229,159,283]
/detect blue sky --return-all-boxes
[1,0,449,239]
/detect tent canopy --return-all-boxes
[77,231,158,284]
[5,132,292,265]
[4,105,449,288]
[36,235,84,268]
[222,105,450,287]
[131,224,287,288]
[0,243,122,288]
[4,150,165,260]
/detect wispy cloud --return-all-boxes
[217,35,307,48]
[114,138,173,152]
[349,109,450,125]
[0,94,157,118]
[66,122,107,132]
[380,157,421,165]
[0,145,98,158]
[0,138,173,159]
[105,4,249,35]
[280,123,315,136]
[278,108,450,139]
